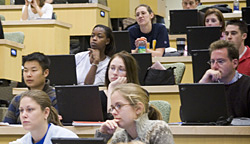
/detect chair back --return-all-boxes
[0,15,5,21]
[149,100,171,123]
[4,32,25,44]
[162,62,185,84]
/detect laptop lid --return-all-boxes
[191,49,210,83]
[132,53,152,85]
[242,7,250,24]
[55,85,104,123]
[67,0,88,3]
[113,31,131,53]
[169,9,199,34]
[178,83,228,123]
[47,55,77,86]
[0,20,4,39]
[245,24,250,47]
[52,138,106,144]
[187,26,221,55]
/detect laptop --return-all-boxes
[0,20,4,39]
[47,55,77,86]
[132,53,152,85]
[52,138,106,144]
[67,0,88,3]
[55,85,104,124]
[242,7,250,24]
[245,24,250,47]
[113,31,131,53]
[191,49,210,83]
[178,83,229,125]
[169,9,199,34]
[187,26,221,55]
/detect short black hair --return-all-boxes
[23,52,50,72]
[226,20,248,34]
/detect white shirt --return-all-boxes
[75,51,110,85]
[21,3,53,20]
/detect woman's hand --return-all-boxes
[135,37,147,48]
[88,48,101,65]
[99,119,119,134]
[109,77,127,90]
[24,0,30,6]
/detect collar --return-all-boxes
[239,46,247,59]
[226,71,242,85]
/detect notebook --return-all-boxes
[52,138,106,144]
[132,53,152,85]
[178,83,229,125]
[55,85,104,124]
[113,31,131,53]
[0,20,4,39]
[169,9,199,34]
[187,26,221,55]
[191,49,210,83]
[47,55,77,86]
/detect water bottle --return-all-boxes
[233,0,240,12]
[10,0,15,5]
[138,38,146,53]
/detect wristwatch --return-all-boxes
[91,63,99,67]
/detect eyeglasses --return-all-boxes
[207,59,226,66]
[108,103,134,113]
[109,66,126,73]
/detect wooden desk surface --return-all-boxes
[2,20,71,55]
[1,125,250,144]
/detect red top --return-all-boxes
[238,46,250,76]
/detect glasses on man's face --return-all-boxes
[109,66,126,73]
[108,103,134,113]
[207,59,226,66]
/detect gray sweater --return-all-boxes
[95,113,174,144]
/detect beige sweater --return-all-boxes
[95,113,174,144]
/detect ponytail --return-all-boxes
[48,106,63,126]
[148,105,162,120]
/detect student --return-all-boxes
[95,83,174,144]
[182,0,204,26]
[128,4,169,57]
[21,0,53,20]
[199,40,250,118]
[75,24,115,85]
[225,20,250,76]
[99,51,140,120]
[204,8,226,39]
[4,52,57,124]
[10,90,78,144]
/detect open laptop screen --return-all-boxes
[179,83,228,124]
[52,138,105,144]
[169,9,199,34]
[113,31,131,53]
[187,26,221,55]
[55,85,104,124]
[47,55,77,86]
[0,20,4,39]
[245,24,250,47]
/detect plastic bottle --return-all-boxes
[10,0,15,5]
[138,37,146,53]
[233,0,240,12]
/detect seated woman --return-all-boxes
[204,8,225,39]
[100,51,140,120]
[10,90,78,144]
[96,83,174,144]
[75,24,115,85]
[128,4,170,57]
[21,0,53,20]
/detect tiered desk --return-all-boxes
[201,0,246,9]
[1,125,250,144]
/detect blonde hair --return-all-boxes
[111,83,162,120]
[20,90,63,126]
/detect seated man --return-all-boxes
[225,20,250,76]
[4,52,57,124]
[199,40,250,118]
